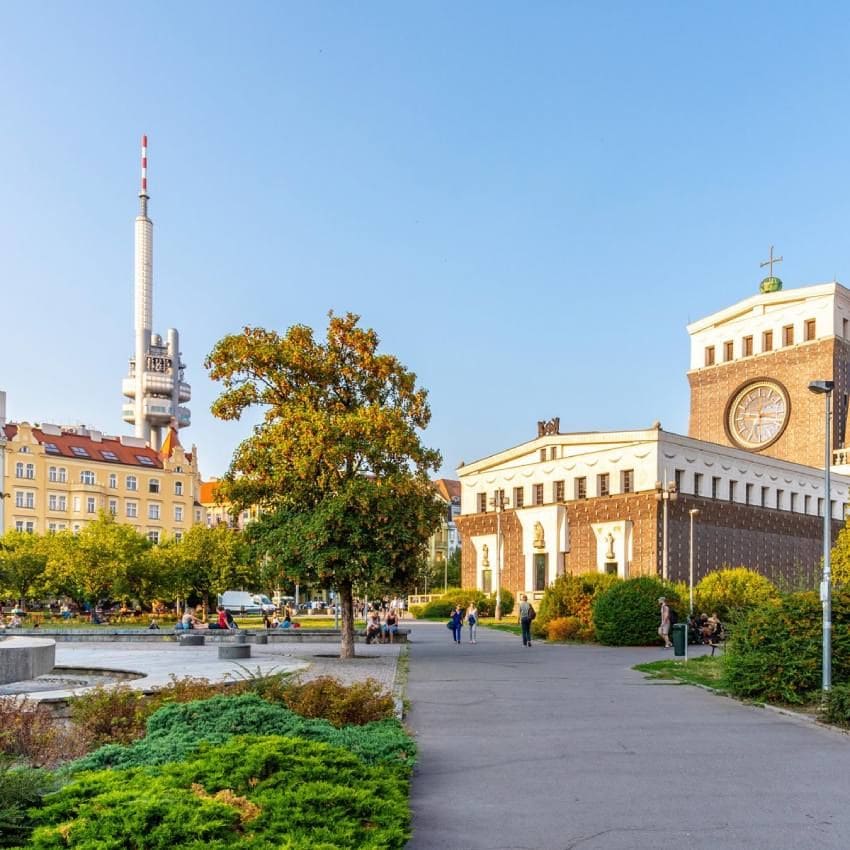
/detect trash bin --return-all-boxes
[672,622,687,658]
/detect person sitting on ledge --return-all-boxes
[148,619,160,630]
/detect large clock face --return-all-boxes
[726,380,790,450]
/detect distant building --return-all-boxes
[199,479,259,530]
[429,478,461,564]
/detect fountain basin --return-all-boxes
[0,636,56,684]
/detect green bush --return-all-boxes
[538,573,619,640]
[419,588,513,618]
[592,577,682,646]
[0,761,52,847]
[29,735,411,849]
[820,682,850,727]
[723,591,850,704]
[694,567,780,620]
[68,693,415,774]
[408,604,425,618]
[420,598,455,618]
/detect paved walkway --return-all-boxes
[405,621,850,850]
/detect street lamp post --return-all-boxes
[655,477,678,581]
[809,379,835,692]
[688,508,700,616]
[489,492,510,621]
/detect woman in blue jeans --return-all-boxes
[450,605,464,644]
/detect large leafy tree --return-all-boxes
[0,531,49,608]
[206,312,442,657]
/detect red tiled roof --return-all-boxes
[199,480,222,504]
[4,424,165,469]
[433,478,461,502]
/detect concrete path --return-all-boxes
[405,622,850,850]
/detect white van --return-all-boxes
[218,591,276,615]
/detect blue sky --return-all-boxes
[3,2,850,479]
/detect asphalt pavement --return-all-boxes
[405,621,850,850]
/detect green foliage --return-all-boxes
[419,587,512,618]
[820,683,850,727]
[281,677,394,727]
[421,598,454,618]
[31,735,411,849]
[0,760,52,847]
[592,577,681,646]
[68,693,415,774]
[723,592,850,704]
[537,573,619,641]
[830,521,850,588]
[0,532,48,606]
[694,567,780,620]
[408,604,425,618]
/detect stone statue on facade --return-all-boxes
[481,543,489,567]
[537,417,560,437]
[533,521,545,549]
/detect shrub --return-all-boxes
[408,604,425,618]
[0,697,89,768]
[723,591,850,704]
[538,573,619,641]
[69,693,415,773]
[68,683,152,746]
[592,577,682,646]
[545,616,583,641]
[694,567,780,620]
[32,735,411,849]
[821,682,850,727]
[420,588,513,618]
[494,588,514,617]
[421,598,455,618]
[281,676,395,727]
[0,760,52,846]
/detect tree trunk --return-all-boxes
[340,580,356,659]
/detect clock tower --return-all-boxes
[687,276,850,468]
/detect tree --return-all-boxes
[177,524,252,612]
[0,532,48,608]
[206,312,442,657]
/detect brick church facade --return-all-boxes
[456,279,850,600]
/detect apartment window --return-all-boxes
[15,492,34,509]
[783,325,794,346]
[126,501,138,518]
[48,494,57,511]
[16,521,34,533]
[729,480,737,502]
[15,521,23,532]
[743,336,754,356]
[48,466,57,482]
[174,481,183,496]
[576,477,587,500]
[533,483,544,506]
[762,330,773,352]
[149,504,160,520]
[108,499,118,516]
[712,477,720,499]
[674,469,684,493]
[805,319,816,341]
[48,523,57,532]
[126,475,138,491]
[705,345,715,366]
[58,467,66,483]
[693,472,702,496]
[622,469,634,494]
[71,446,89,458]
[776,489,784,510]
[87,497,96,514]
[723,341,734,362]
[148,530,160,544]
[513,486,524,508]
[804,495,812,514]
[149,479,160,494]
[80,470,95,486]
[43,443,60,455]
[174,531,183,541]
[15,462,23,478]
[598,473,610,497]
[25,463,34,479]
[109,473,117,489]
[477,493,487,513]
[174,505,184,522]
[761,486,769,508]
[73,496,81,512]
[745,483,753,505]
[554,480,565,502]
[791,492,798,512]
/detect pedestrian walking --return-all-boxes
[450,605,464,644]
[466,601,478,643]
[518,594,535,647]
[658,597,673,648]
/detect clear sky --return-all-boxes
[3,2,850,480]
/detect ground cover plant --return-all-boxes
[21,735,412,850]
[592,577,682,646]
[633,656,726,691]
[0,761,53,847]
[68,693,415,773]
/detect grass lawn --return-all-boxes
[633,655,727,691]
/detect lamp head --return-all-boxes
[689,508,700,517]
[809,380,835,395]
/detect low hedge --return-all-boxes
[68,693,415,774]
[592,577,682,646]
[420,588,514,619]
[27,735,411,849]
[820,682,850,727]
[537,573,620,641]
[723,592,850,704]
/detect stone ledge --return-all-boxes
[11,628,410,644]
[0,636,56,685]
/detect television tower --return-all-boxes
[121,135,191,450]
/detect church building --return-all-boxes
[456,274,850,600]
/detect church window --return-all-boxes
[830,500,836,519]
[477,493,487,513]
[776,489,784,510]
[482,569,492,594]
[533,483,544,505]
[818,498,824,517]
[723,341,734,362]
[745,483,753,505]
[783,325,794,346]
[805,319,816,341]
[790,493,798,512]
[711,477,720,499]
[554,480,565,501]
[761,486,769,508]
[513,487,525,508]
[762,331,773,352]
[844,318,848,339]
[728,480,737,502]
[622,470,634,494]
[743,336,753,357]
[539,449,546,462]
[598,474,610,498]
[549,447,557,460]
[534,553,547,591]
[575,477,587,500]
[704,346,715,366]
[674,469,683,492]
[693,472,702,496]
[804,495,811,514]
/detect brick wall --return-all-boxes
[687,337,850,467]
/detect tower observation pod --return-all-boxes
[121,135,191,451]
